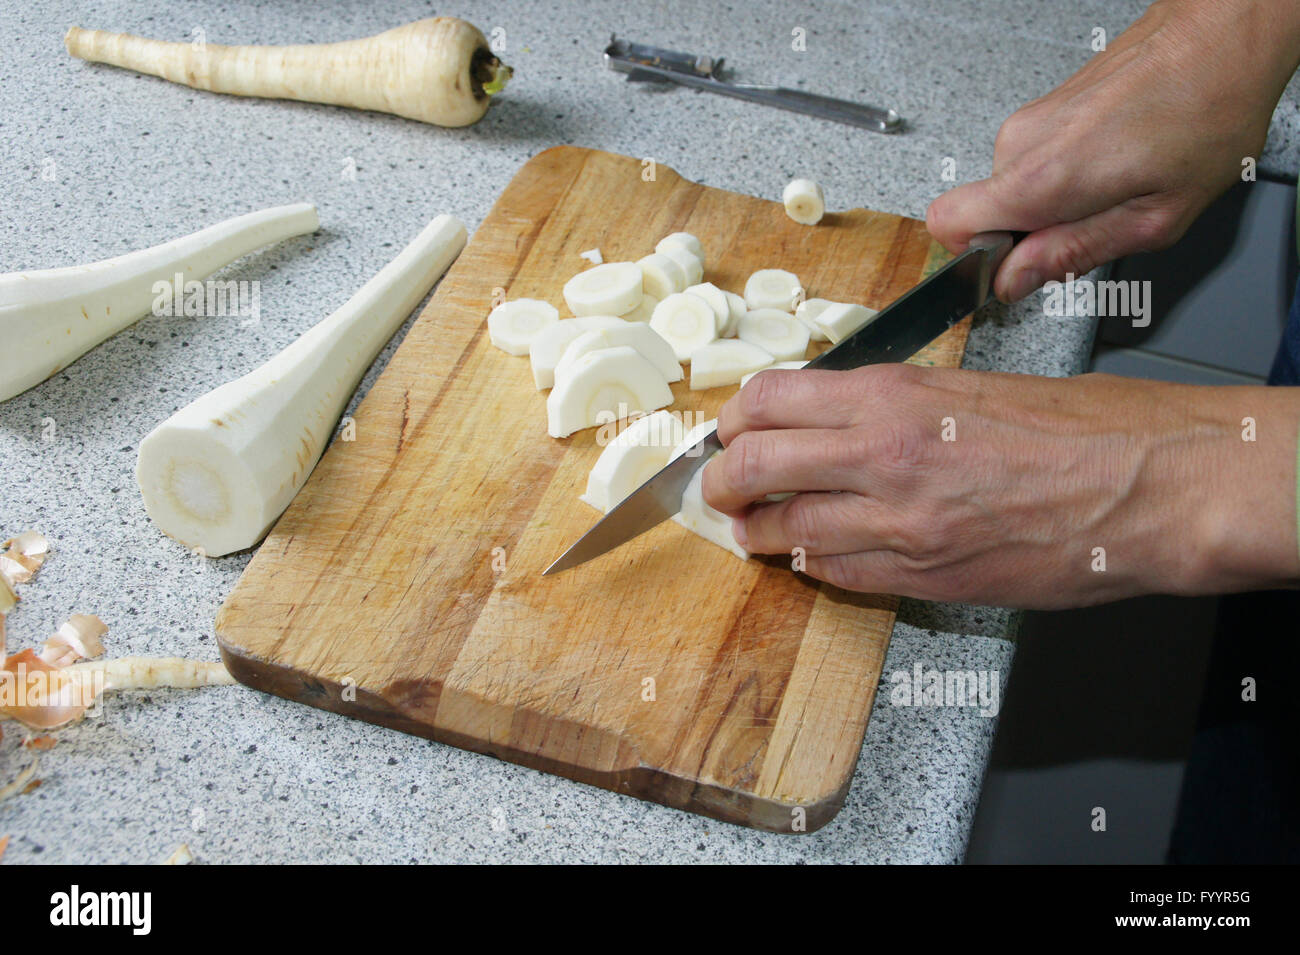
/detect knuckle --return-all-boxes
[993,114,1030,157]
[738,369,786,424]
[851,362,919,402]
[722,431,767,498]
[868,417,930,476]
[1127,205,1181,252]
[781,496,823,552]
[1010,152,1069,205]
[1047,226,1099,278]
[810,554,856,590]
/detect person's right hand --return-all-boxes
[926,0,1300,302]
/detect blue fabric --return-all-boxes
[1168,263,1300,863]
[1267,273,1300,385]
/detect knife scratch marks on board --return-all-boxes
[396,389,411,453]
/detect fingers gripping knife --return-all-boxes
[604,37,904,133]
[544,232,1018,575]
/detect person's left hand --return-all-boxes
[701,365,1300,608]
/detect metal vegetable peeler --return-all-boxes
[603,36,903,134]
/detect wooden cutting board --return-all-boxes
[215,146,971,833]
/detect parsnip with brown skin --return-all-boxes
[65,18,511,127]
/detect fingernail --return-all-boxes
[731,518,748,548]
[1006,268,1043,302]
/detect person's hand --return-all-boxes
[926,0,1300,302]
[701,366,1300,608]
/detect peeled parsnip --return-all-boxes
[136,214,467,557]
[65,18,511,128]
[0,203,318,403]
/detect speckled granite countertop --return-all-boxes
[2,0,1295,864]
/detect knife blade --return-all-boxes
[543,231,1016,576]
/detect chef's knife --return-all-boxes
[543,231,1017,576]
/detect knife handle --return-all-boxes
[967,230,1021,269]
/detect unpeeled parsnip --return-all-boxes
[65,18,511,128]
[136,214,467,556]
[0,203,319,403]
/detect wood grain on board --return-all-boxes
[215,146,970,832]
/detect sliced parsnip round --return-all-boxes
[562,261,643,316]
[649,293,718,362]
[656,232,705,268]
[683,282,729,333]
[721,290,746,338]
[487,298,560,355]
[782,178,826,225]
[744,268,803,311]
[815,302,879,344]
[528,316,626,390]
[546,345,673,438]
[794,297,835,342]
[739,360,807,387]
[656,243,704,286]
[623,293,658,323]
[637,252,687,300]
[738,308,811,362]
[667,418,748,560]
[556,323,683,384]
[689,340,774,391]
[580,409,686,512]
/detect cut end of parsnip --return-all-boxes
[737,308,811,362]
[683,282,730,334]
[744,268,803,312]
[488,298,559,355]
[546,344,673,438]
[563,262,644,316]
[656,232,704,264]
[135,214,467,556]
[782,178,826,225]
[556,323,683,385]
[136,425,265,557]
[580,409,685,512]
[637,253,687,300]
[655,242,704,286]
[815,302,879,344]
[528,316,627,390]
[794,298,836,342]
[649,293,718,363]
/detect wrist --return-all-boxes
[1181,386,1300,594]
[1156,0,1300,90]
